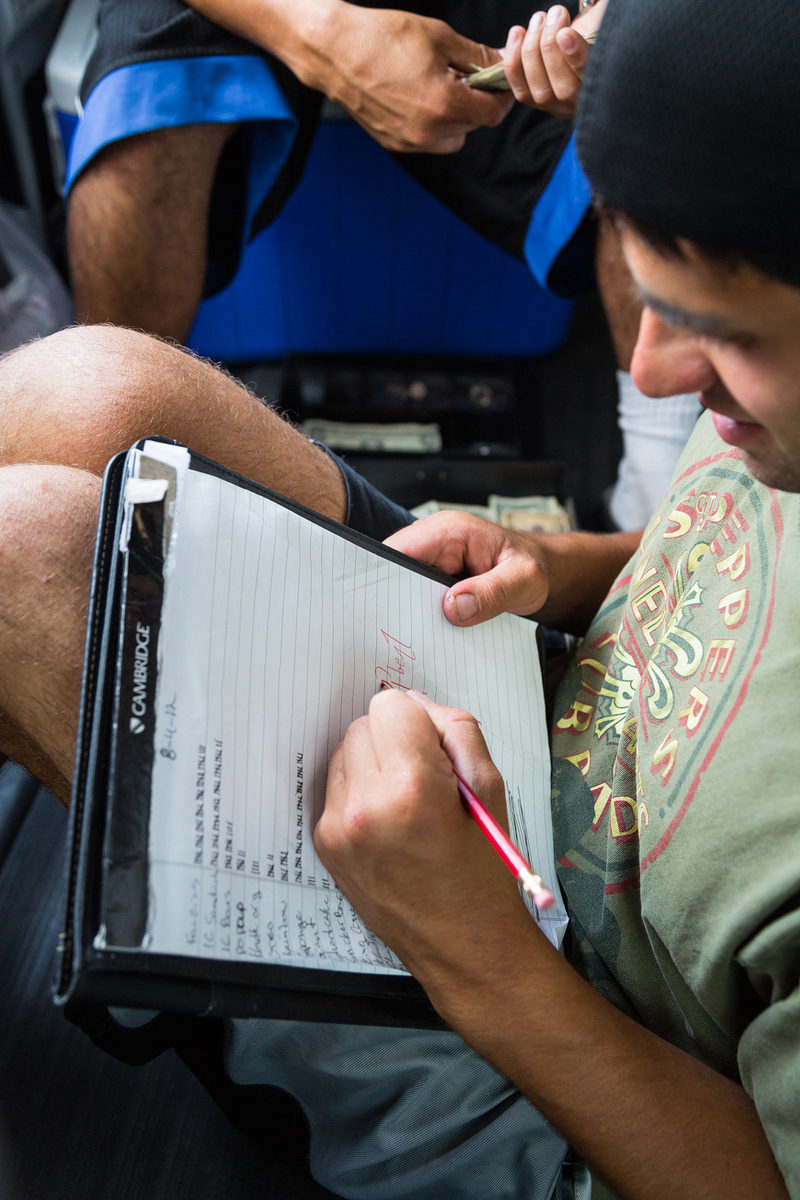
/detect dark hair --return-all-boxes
[596,202,789,286]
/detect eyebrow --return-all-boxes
[633,287,750,343]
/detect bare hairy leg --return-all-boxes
[68,123,238,343]
[0,326,348,795]
[0,465,100,800]
[0,325,347,521]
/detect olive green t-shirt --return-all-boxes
[550,412,800,1194]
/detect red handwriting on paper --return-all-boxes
[375,629,420,691]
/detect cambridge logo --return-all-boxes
[130,621,152,733]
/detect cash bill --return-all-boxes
[302,419,442,454]
[489,493,572,533]
[464,61,511,92]
[497,509,572,533]
[410,499,493,520]
[410,494,574,532]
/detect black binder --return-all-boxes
[55,440,558,1026]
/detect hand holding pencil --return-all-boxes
[316,686,555,986]
[396,686,554,910]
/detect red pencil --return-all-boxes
[453,769,555,910]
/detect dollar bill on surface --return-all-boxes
[497,509,573,533]
[409,499,493,520]
[302,419,442,454]
[489,494,574,533]
[411,494,574,532]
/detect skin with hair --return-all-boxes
[69,124,238,342]
[0,326,346,795]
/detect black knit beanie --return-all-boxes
[576,0,800,287]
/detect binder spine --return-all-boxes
[99,487,167,949]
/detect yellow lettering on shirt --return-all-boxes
[678,686,709,735]
[610,796,639,841]
[556,700,594,734]
[718,588,750,629]
[714,542,750,581]
[565,749,592,777]
[651,729,679,783]
[590,782,612,830]
[703,639,736,680]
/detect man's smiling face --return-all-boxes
[621,224,800,493]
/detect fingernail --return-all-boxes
[546,5,563,24]
[453,592,480,622]
[559,29,578,53]
[528,10,545,30]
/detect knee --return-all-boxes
[0,462,100,676]
[0,463,100,794]
[0,324,196,471]
[0,461,100,572]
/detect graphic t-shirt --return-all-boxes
[550,412,800,1194]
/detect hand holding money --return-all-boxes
[466,0,605,119]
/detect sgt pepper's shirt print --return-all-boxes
[549,412,800,1083]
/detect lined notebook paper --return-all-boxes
[101,441,566,975]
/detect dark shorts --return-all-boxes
[69,0,595,297]
[323,447,414,540]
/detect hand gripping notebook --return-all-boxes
[55,439,566,1025]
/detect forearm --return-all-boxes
[318,690,787,1197]
[420,931,787,1200]
[184,0,510,152]
[528,528,640,634]
[185,0,343,89]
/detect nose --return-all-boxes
[630,308,717,398]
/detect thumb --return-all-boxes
[442,556,548,627]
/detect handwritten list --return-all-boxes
[137,444,567,973]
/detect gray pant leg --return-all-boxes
[226,1020,577,1200]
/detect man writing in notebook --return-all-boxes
[313,0,800,1194]
[0,0,797,1195]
